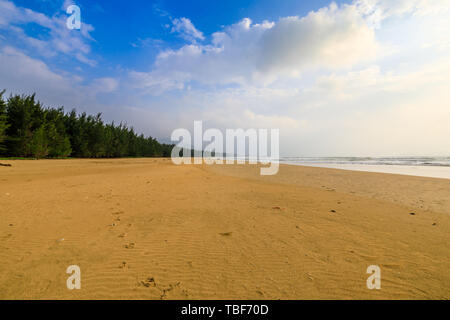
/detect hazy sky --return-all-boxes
[0,0,449,156]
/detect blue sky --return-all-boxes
[8,0,341,76]
[0,0,449,156]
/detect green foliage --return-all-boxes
[0,90,9,152]
[45,108,72,158]
[30,125,48,159]
[0,91,174,159]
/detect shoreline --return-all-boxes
[282,162,450,180]
[2,157,450,179]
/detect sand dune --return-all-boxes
[0,159,449,299]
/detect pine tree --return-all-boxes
[0,90,9,153]
[30,125,48,159]
[6,94,45,157]
[1,91,174,159]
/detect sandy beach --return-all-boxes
[0,158,449,299]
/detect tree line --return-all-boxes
[0,91,174,159]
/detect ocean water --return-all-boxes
[280,157,450,179]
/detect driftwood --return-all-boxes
[0,163,12,167]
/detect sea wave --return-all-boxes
[279,157,450,167]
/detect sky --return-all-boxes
[0,0,449,156]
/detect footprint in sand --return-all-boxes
[256,290,264,297]
[159,282,187,300]
[140,277,156,287]
[124,243,135,249]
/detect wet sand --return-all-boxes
[0,159,449,299]
[283,162,450,179]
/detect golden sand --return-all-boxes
[0,159,449,299]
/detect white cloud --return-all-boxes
[92,77,119,93]
[356,0,450,29]
[62,0,75,11]
[0,47,119,110]
[258,3,378,74]
[131,37,164,48]
[0,46,81,103]
[0,0,96,66]
[171,17,205,43]
[134,3,381,93]
[1,0,449,156]
[121,1,450,156]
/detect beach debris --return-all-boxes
[119,261,128,269]
[56,238,65,242]
[409,212,416,216]
[272,206,281,210]
[219,232,232,237]
[330,210,336,213]
[118,233,127,238]
[8,223,13,226]
[432,223,437,226]
[0,163,12,167]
